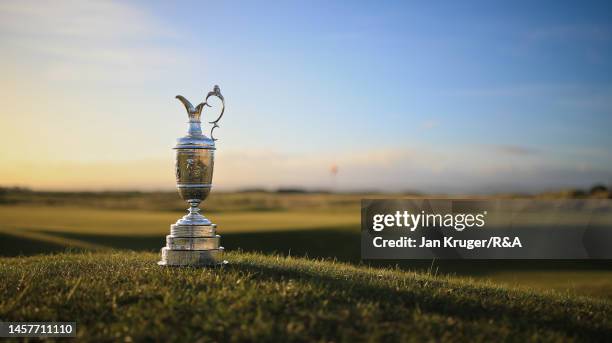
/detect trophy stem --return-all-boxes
[188,200,201,215]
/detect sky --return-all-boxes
[0,0,611,193]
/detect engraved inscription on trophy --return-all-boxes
[175,150,214,184]
[186,159,200,177]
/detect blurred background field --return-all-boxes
[1,187,611,300]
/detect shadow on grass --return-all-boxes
[226,261,610,341]
[1,229,610,276]
[0,232,69,256]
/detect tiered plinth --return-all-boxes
[158,223,226,266]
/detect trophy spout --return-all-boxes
[176,95,205,123]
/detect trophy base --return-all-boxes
[159,223,227,267]
[158,247,226,267]
[170,224,216,237]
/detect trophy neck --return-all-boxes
[188,121,203,136]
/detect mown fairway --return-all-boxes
[1,251,611,342]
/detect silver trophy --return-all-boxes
[158,85,226,266]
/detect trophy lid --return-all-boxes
[175,129,215,149]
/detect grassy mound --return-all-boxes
[1,251,610,342]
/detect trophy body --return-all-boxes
[158,86,226,266]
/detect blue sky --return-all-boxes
[0,1,611,192]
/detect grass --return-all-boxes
[1,189,611,341]
[1,251,610,342]
[1,201,612,300]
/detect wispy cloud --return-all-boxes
[420,120,439,130]
[0,0,187,82]
[212,146,609,193]
[1,142,609,193]
[526,24,612,44]
[494,145,539,156]
[0,1,172,40]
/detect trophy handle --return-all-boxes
[204,85,225,141]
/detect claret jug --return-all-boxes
[158,85,226,266]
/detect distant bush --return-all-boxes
[276,188,308,194]
[589,184,608,195]
[236,188,269,193]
